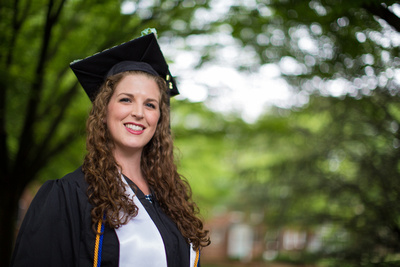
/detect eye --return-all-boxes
[119,97,131,103]
[146,103,156,109]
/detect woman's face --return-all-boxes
[106,73,161,155]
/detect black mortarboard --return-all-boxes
[70,33,178,101]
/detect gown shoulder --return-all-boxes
[10,167,110,267]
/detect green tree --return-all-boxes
[0,0,213,264]
[237,93,400,265]
[221,0,400,265]
[3,0,400,265]
[224,0,400,86]
[171,99,248,212]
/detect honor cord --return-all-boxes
[93,217,105,267]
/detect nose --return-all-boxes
[131,105,144,119]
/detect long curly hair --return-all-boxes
[82,70,210,250]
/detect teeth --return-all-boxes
[125,124,143,131]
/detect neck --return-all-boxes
[113,148,150,195]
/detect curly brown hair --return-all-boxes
[82,70,210,250]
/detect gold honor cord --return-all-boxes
[93,218,105,267]
[194,249,200,267]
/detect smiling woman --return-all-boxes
[106,73,161,160]
[11,32,210,267]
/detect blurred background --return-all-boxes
[1,0,400,266]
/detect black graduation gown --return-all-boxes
[10,167,191,267]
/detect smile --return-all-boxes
[124,123,144,131]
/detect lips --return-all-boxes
[124,123,145,131]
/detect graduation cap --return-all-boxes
[70,32,179,101]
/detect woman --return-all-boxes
[11,32,210,266]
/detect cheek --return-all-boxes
[106,103,127,122]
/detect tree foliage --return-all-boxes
[224,0,400,92]
[2,0,400,266]
[235,93,400,264]
[218,0,400,265]
[0,0,213,264]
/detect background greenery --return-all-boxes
[1,0,399,266]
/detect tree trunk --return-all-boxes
[0,180,21,267]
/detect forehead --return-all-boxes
[113,73,161,99]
